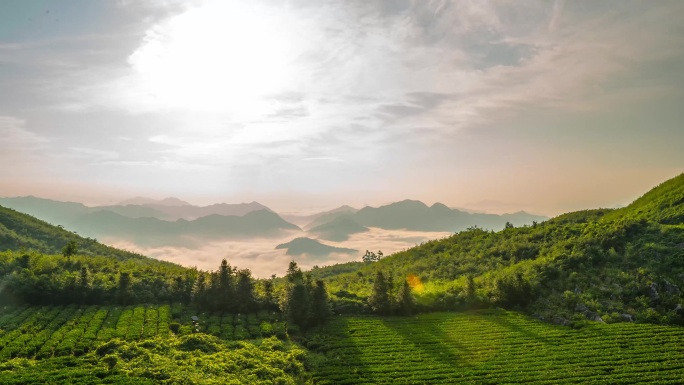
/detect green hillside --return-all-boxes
[0,205,148,261]
[314,172,684,325]
[606,173,684,224]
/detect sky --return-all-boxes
[1,0,683,216]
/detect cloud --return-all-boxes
[61,1,684,146]
[2,1,683,215]
[0,116,48,148]
[0,116,51,169]
[101,227,453,277]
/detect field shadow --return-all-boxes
[305,316,374,384]
[484,310,553,344]
[380,314,475,368]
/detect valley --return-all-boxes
[0,173,683,383]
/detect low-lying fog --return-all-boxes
[105,228,453,277]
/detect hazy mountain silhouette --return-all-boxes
[283,205,358,228]
[70,209,300,247]
[308,214,369,241]
[92,205,172,220]
[116,196,192,206]
[0,196,274,222]
[275,237,357,257]
[140,201,272,221]
[0,196,547,251]
[349,199,547,232]
[0,196,90,224]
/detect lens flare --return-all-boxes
[406,274,424,293]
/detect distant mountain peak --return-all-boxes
[430,202,452,211]
[388,199,429,209]
[158,197,192,206]
[117,196,191,207]
[275,237,357,257]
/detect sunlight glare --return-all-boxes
[129,1,299,113]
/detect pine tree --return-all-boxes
[285,282,309,328]
[464,274,476,302]
[286,260,304,283]
[117,272,131,305]
[191,272,207,308]
[309,279,331,325]
[236,269,257,313]
[368,271,391,315]
[218,259,235,311]
[261,278,277,311]
[395,279,415,315]
[78,266,91,304]
[387,271,395,313]
[208,271,221,311]
[62,240,78,259]
[281,261,310,329]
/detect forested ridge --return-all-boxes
[313,173,684,326]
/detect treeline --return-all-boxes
[0,251,195,306]
[0,250,332,329]
[367,271,415,315]
[191,260,262,313]
[281,261,331,330]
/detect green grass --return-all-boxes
[305,310,684,384]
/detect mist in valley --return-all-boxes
[104,227,453,277]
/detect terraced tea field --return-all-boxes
[306,311,684,384]
[4,305,684,384]
[0,304,302,385]
[0,304,284,360]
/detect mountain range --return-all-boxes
[0,196,548,255]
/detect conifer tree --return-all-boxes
[191,272,207,308]
[261,278,277,311]
[310,279,331,325]
[387,271,395,313]
[117,272,131,305]
[78,266,91,304]
[236,269,257,313]
[281,261,310,329]
[395,279,415,315]
[218,259,235,311]
[368,271,391,315]
[208,271,221,311]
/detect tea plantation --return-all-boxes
[0,304,304,384]
[304,310,684,384]
[1,306,684,383]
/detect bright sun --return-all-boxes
[128,1,299,113]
